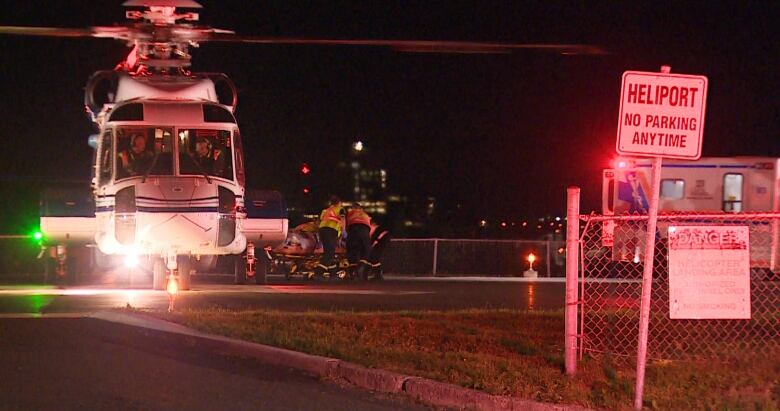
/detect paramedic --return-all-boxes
[317,195,345,274]
[346,203,372,278]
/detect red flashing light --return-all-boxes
[303,187,310,194]
[300,163,311,175]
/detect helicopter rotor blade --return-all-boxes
[0,25,607,55]
[0,26,95,38]
[202,34,607,55]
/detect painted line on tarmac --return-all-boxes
[265,285,433,295]
[195,285,433,296]
[0,312,91,319]
[0,288,166,296]
[384,276,642,284]
[384,276,567,283]
[0,286,434,296]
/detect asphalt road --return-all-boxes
[0,275,566,315]
[0,275,569,410]
[0,318,429,411]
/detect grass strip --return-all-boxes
[147,308,779,410]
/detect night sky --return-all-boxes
[1,1,779,233]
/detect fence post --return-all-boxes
[565,186,580,375]
[432,239,439,277]
[546,241,552,277]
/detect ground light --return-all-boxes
[523,253,538,278]
[166,275,178,312]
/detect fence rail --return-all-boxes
[0,236,565,279]
[383,238,565,277]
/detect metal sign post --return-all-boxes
[612,65,708,410]
[634,154,662,410]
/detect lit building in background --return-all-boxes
[286,139,437,235]
[345,141,388,216]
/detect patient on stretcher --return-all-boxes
[273,220,348,256]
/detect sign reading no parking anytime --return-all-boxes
[616,71,708,160]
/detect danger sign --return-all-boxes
[616,71,708,159]
[668,225,751,320]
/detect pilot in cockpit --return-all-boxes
[118,133,153,177]
[193,136,226,177]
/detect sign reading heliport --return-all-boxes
[616,71,708,159]
[668,225,751,319]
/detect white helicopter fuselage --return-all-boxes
[41,72,287,274]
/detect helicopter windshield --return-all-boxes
[178,129,234,180]
[116,127,174,179]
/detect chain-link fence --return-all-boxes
[383,238,566,277]
[577,211,780,362]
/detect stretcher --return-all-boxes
[268,222,389,281]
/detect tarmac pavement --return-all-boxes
[0,317,430,411]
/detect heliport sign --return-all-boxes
[616,71,708,159]
[668,225,751,320]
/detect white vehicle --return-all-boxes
[603,156,780,215]
[602,156,780,273]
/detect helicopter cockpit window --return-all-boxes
[98,130,113,186]
[233,130,245,187]
[115,127,174,179]
[178,129,234,180]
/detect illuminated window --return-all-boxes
[723,174,743,212]
[660,179,684,200]
[178,129,234,180]
[115,127,174,180]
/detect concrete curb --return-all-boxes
[90,310,591,411]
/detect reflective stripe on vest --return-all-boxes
[347,209,371,227]
[319,206,343,231]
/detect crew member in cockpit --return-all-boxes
[118,133,153,177]
[194,137,215,171]
[194,137,226,177]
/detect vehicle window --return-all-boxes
[98,130,113,186]
[233,130,245,186]
[660,179,684,200]
[178,129,234,180]
[723,173,743,212]
[115,127,174,179]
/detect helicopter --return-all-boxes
[0,0,605,290]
